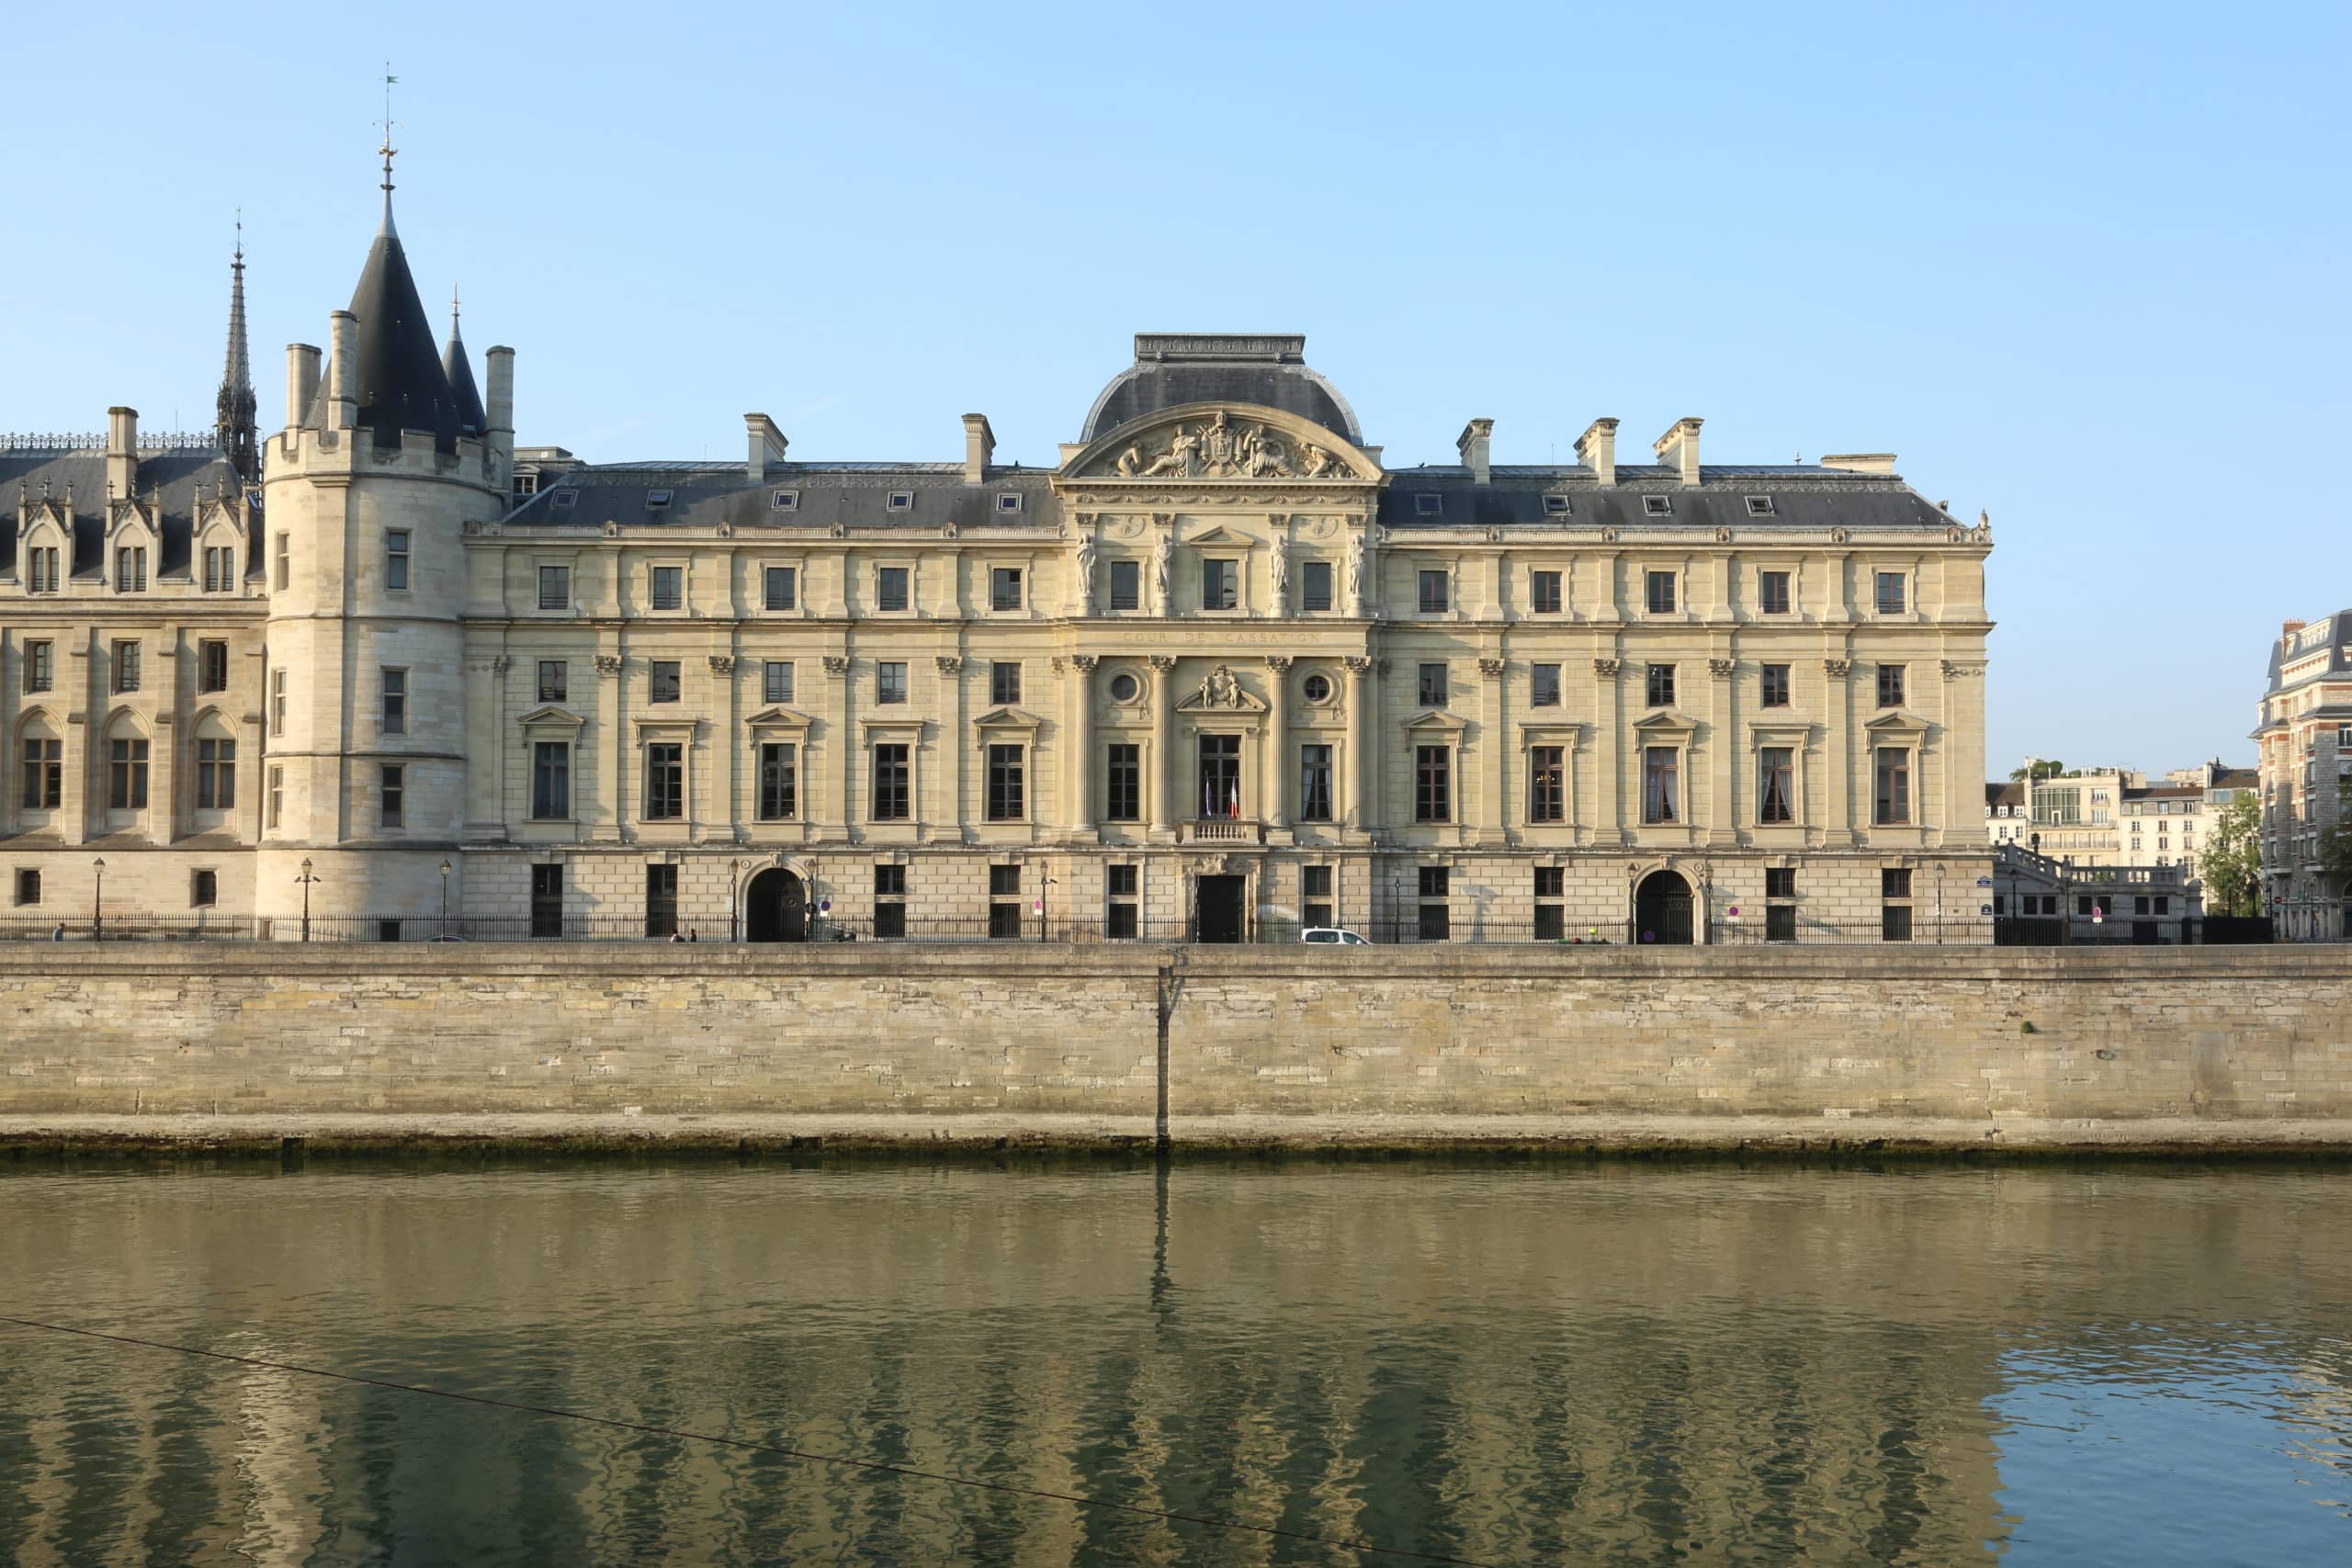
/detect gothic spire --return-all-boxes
[442,286,488,437]
[214,220,259,488]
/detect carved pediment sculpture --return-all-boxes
[1176,662,1267,713]
[1092,407,1360,481]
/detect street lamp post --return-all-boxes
[91,857,105,942]
[297,857,319,943]
[1936,863,1946,945]
[438,859,452,942]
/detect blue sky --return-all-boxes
[4,1,2344,775]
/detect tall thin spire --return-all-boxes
[442,282,487,437]
[215,216,258,488]
[378,65,400,235]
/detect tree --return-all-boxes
[2321,818,2352,898]
[2200,792,2262,917]
[2010,759,2067,781]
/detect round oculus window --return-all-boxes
[1302,673,1333,703]
[1109,671,1140,702]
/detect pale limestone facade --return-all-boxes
[2255,612,2352,940]
[4,202,1996,943]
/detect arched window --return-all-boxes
[17,714,62,813]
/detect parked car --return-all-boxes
[1299,928,1373,945]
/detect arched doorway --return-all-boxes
[1634,869,1694,945]
[744,868,807,942]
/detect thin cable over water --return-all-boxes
[1,1315,1498,1567]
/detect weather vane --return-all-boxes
[379,65,399,193]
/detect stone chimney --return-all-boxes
[2282,618,2307,644]
[327,310,358,429]
[286,344,322,432]
[745,413,787,484]
[1455,418,1494,485]
[1819,453,1897,474]
[1576,418,1619,486]
[1653,417,1702,487]
[106,407,138,501]
[485,346,516,477]
[962,413,995,485]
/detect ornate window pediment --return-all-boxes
[517,704,587,730]
[1184,525,1255,548]
[746,705,814,732]
[1061,402,1381,484]
[1404,707,1470,736]
[974,705,1045,734]
[1632,708,1701,740]
[1862,708,1931,740]
[1174,663,1267,715]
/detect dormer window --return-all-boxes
[1414,493,1442,517]
[551,489,578,510]
[887,491,914,512]
[646,489,674,510]
[771,489,799,512]
[1542,495,1571,515]
[1745,496,1776,516]
[1642,495,1673,517]
[115,546,147,592]
[996,492,1023,513]
[24,545,59,593]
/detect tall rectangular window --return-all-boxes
[1643,746,1679,824]
[643,743,684,819]
[1418,570,1449,613]
[191,869,218,908]
[15,869,40,906]
[1645,663,1675,707]
[1874,571,1906,615]
[532,741,571,819]
[763,661,794,704]
[990,567,1023,612]
[1107,863,1140,938]
[990,662,1022,705]
[1874,748,1911,825]
[198,640,230,694]
[650,660,681,703]
[1198,734,1241,818]
[1418,865,1451,942]
[266,764,283,829]
[381,668,407,734]
[379,762,405,829]
[204,545,235,592]
[1877,664,1905,707]
[23,640,51,694]
[1531,663,1561,707]
[538,660,568,704]
[1530,570,1563,615]
[1299,743,1333,822]
[1759,747,1794,824]
[1302,863,1333,930]
[1202,558,1237,610]
[385,529,412,592]
[876,565,910,611]
[195,738,236,810]
[757,742,797,820]
[270,671,287,735]
[989,863,1023,938]
[1758,570,1791,615]
[873,864,907,940]
[22,738,62,809]
[987,744,1025,820]
[650,565,683,610]
[876,661,907,705]
[531,863,564,939]
[1105,743,1141,821]
[116,547,147,592]
[1761,663,1790,707]
[537,564,571,610]
[1109,558,1140,611]
[871,743,910,820]
[114,640,141,694]
[763,566,797,611]
[274,534,290,591]
[1529,746,1566,823]
[1418,663,1447,707]
[26,546,59,593]
[1645,570,1676,614]
[1302,559,1333,612]
[1415,745,1451,822]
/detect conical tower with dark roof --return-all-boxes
[442,289,488,439]
[345,178,462,455]
[215,228,259,487]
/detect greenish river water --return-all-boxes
[0,1161,2346,1565]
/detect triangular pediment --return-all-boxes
[516,703,587,728]
[1185,525,1254,547]
[1632,708,1701,737]
[1862,707,1931,736]
[746,705,814,728]
[1062,401,1380,483]
[1174,663,1268,713]
[974,705,1046,729]
[1403,706,1469,733]
[108,501,157,539]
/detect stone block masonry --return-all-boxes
[1,946,2348,1151]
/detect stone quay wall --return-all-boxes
[1,945,2348,1150]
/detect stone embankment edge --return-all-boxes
[8,1113,2352,1160]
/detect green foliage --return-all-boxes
[2009,760,2067,781]
[2321,819,2352,896]
[2201,792,2263,917]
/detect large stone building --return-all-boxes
[3,175,1996,943]
[2255,612,2352,940]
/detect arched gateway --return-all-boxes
[744,868,808,942]
[1634,870,1695,945]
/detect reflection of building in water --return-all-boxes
[5,1169,2346,1562]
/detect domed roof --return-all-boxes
[1081,334,1361,446]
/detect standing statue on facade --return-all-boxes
[1345,535,1367,614]
[1268,534,1290,610]
[1073,532,1097,614]
[1153,532,1175,611]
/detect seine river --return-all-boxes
[1,1160,2346,1565]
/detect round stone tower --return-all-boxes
[255,173,513,934]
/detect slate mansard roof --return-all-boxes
[2265,610,2352,694]
[504,462,1068,534]
[1,445,254,582]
